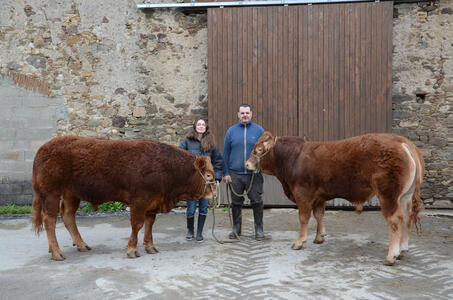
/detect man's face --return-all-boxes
[238,106,252,124]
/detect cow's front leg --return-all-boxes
[312,201,326,244]
[127,206,145,258]
[144,212,158,254]
[292,197,313,250]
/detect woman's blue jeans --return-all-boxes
[186,198,208,217]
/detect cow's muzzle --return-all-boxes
[198,170,217,200]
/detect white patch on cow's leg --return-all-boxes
[384,208,404,266]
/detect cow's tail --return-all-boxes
[411,145,424,236]
[32,174,44,235]
[403,143,424,236]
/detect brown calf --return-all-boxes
[32,136,217,260]
[246,132,424,265]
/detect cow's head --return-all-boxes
[246,131,276,173]
[194,156,217,200]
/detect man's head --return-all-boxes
[237,104,253,124]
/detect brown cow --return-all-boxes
[246,132,424,266]
[32,136,217,260]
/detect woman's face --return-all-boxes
[195,120,207,134]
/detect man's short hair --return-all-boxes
[239,104,252,111]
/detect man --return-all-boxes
[222,104,265,240]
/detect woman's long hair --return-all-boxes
[185,118,216,152]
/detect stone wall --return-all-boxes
[392,1,453,207]
[0,0,451,206]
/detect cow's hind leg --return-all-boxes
[397,189,415,260]
[127,205,145,258]
[312,201,326,244]
[382,204,404,266]
[43,194,65,261]
[144,212,158,254]
[61,194,91,252]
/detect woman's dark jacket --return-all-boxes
[179,139,223,181]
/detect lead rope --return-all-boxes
[210,169,258,244]
[209,142,275,244]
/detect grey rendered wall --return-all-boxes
[0,75,66,205]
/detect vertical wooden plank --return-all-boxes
[262,7,268,131]
[337,4,344,140]
[344,4,351,139]
[232,7,238,129]
[304,5,310,139]
[376,2,384,132]
[386,2,393,133]
[289,6,297,136]
[298,6,303,138]
[247,8,253,110]
[322,4,328,141]
[307,5,313,140]
[237,7,243,107]
[366,3,372,134]
[207,9,212,137]
[272,7,278,135]
[354,4,360,137]
[370,3,376,133]
[227,9,233,128]
[242,8,248,114]
[252,7,258,124]
[257,8,263,128]
[282,6,288,136]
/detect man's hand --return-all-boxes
[223,175,232,184]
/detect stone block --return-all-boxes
[0,150,24,161]
[0,194,33,206]
[16,128,53,140]
[24,151,36,162]
[0,96,22,108]
[432,200,453,207]
[0,182,23,194]
[23,96,49,108]
[0,128,17,140]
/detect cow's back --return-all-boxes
[277,133,420,201]
[32,136,197,203]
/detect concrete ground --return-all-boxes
[0,208,452,300]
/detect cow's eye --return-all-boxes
[256,147,262,153]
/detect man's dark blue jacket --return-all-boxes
[222,121,264,175]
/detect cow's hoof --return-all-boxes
[77,245,92,252]
[291,243,303,250]
[127,251,141,259]
[396,250,407,260]
[51,253,66,261]
[145,247,159,254]
[383,259,395,266]
[313,238,325,244]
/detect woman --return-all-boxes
[179,119,223,242]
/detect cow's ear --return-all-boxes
[262,133,274,151]
[193,156,206,171]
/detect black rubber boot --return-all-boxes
[228,205,242,239]
[186,217,194,240]
[196,214,206,242]
[252,203,264,241]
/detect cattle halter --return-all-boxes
[198,170,217,199]
[251,136,277,174]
